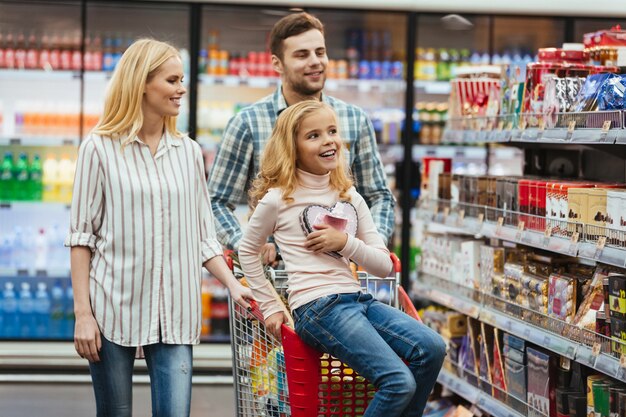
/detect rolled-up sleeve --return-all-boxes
[195,143,224,263]
[65,137,104,250]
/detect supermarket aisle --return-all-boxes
[0,382,235,417]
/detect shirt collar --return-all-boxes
[272,87,328,117]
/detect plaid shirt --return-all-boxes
[207,88,395,250]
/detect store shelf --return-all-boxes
[0,69,81,82]
[0,136,79,147]
[414,80,451,95]
[437,369,525,417]
[0,341,232,372]
[417,200,626,269]
[415,274,626,382]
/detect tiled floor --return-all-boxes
[0,382,235,417]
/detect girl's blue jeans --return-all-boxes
[293,292,446,417]
[88,337,193,417]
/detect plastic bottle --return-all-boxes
[0,32,5,69]
[0,152,14,201]
[17,282,34,338]
[34,228,48,271]
[201,277,212,336]
[210,284,230,337]
[13,153,29,201]
[42,154,59,202]
[2,282,18,338]
[34,282,51,338]
[25,31,39,70]
[57,154,74,204]
[14,31,26,70]
[50,280,64,339]
[28,154,42,201]
[4,32,15,69]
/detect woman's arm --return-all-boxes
[71,246,101,362]
[203,255,252,309]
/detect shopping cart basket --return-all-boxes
[228,253,420,417]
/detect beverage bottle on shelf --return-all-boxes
[57,154,74,204]
[47,223,66,272]
[102,35,115,72]
[14,31,26,70]
[0,32,5,68]
[201,277,212,336]
[49,280,64,339]
[34,229,48,271]
[42,154,59,202]
[39,32,50,70]
[34,282,51,339]
[25,31,39,70]
[2,282,18,338]
[448,49,460,78]
[29,154,43,201]
[436,49,450,81]
[17,282,34,338]
[60,32,72,70]
[198,48,208,73]
[49,32,60,70]
[0,152,14,201]
[210,283,229,336]
[112,35,123,70]
[4,31,15,69]
[71,31,81,71]
[13,153,29,201]
[91,33,103,71]
[415,47,425,80]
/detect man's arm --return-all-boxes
[207,114,254,250]
[351,112,396,244]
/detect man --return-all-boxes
[208,12,395,263]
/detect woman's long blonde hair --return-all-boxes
[92,38,184,146]
[249,100,353,209]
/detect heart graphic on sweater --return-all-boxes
[299,201,358,259]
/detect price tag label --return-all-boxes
[571,232,580,243]
[496,217,504,235]
[597,236,607,250]
[567,231,580,256]
[560,356,571,371]
[592,342,602,357]
[568,120,576,133]
[542,226,552,247]
[539,119,546,131]
[515,221,525,241]
[478,213,485,223]
[602,120,612,132]
[620,354,626,368]
[519,120,527,131]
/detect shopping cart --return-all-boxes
[228,254,421,417]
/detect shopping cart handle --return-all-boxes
[390,253,401,274]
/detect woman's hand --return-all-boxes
[264,311,289,339]
[229,281,254,310]
[74,312,102,362]
[305,224,348,253]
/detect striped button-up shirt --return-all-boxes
[207,88,395,251]
[65,131,223,347]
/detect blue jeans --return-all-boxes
[293,292,446,417]
[89,337,193,417]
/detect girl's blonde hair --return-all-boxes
[92,38,184,146]
[250,100,353,209]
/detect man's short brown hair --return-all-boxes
[269,12,324,60]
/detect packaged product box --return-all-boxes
[496,177,507,212]
[546,181,560,232]
[567,187,591,227]
[565,393,587,417]
[438,172,452,200]
[451,174,461,203]
[503,332,527,353]
[618,391,626,417]
[533,180,548,231]
[526,346,556,417]
[477,176,491,219]
[587,188,608,240]
[609,385,626,417]
[479,245,505,295]
[428,160,445,201]
[587,374,608,417]
[608,273,626,319]
[610,317,626,355]
[605,190,626,246]
[521,272,549,318]
[504,355,527,414]
[518,179,532,225]
[461,240,482,289]
[592,380,611,417]
[478,326,492,395]
[548,273,578,323]
[504,178,520,225]
[491,328,508,401]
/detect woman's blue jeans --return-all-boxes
[88,337,193,417]
[293,292,446,417]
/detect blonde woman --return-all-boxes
[239,100,446,417]
[65,39,252,417]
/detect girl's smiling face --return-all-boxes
[295,108,341,175]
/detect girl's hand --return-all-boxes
[74,312,102,362]
[260,242,278,267]
[265,311,289,339]
[305,224,348,253]
[229,282,254,309]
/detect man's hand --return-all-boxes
[264,311,289,339]
[260,242,278,267]
[304,224,348,253]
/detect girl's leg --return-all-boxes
[88,337,136,417]
[294,292,445,417]
[365,297,447,417]
[143,343,193,417]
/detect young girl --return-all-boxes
[66,39,252,417]
[238,100,446,417]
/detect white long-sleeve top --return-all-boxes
[65,131,223,346]
[239,169,392,320]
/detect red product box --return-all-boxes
[584,25,626,47]
[534,180,548,231]
[518,179,532,227]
